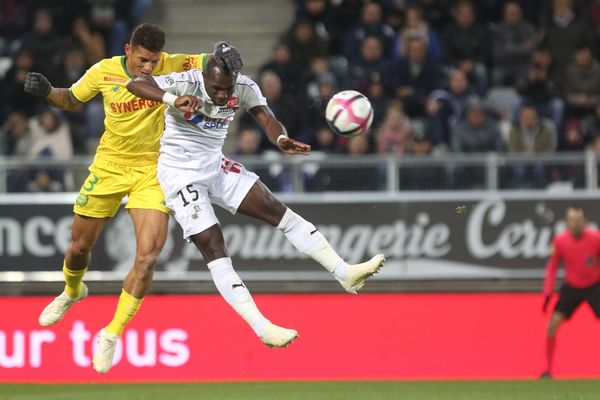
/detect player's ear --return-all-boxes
[124,43,131,57]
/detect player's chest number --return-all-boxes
[177,184,199,207]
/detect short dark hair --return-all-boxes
[130,23,165,52]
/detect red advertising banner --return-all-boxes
[1,294,599,382]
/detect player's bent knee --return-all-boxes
[68,239,94,258]
[134,252,160,273]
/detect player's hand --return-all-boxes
[175,95,203,113]
[214,41,243,72]
[24,72,52,97]
[542,294,552,313]
[277,136,311,155]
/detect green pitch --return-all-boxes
[1,380,600,400]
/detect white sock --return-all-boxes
[277,208,348,280]
[207,257,269,337]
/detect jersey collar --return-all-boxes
[121,56,132,78]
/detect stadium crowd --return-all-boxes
[2,0,600,191]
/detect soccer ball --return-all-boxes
[325,90,374,137]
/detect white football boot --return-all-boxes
[93,329,119,374]
[338,254,385,294]
[38,283,89,327]
[261,323,298,348]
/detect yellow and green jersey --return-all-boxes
[70,52,208,166]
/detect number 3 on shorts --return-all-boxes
[83,174,99,192]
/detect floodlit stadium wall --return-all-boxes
[0,191,598,285]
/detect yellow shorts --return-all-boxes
[73,155,168,218]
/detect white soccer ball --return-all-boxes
[325,90,374,137]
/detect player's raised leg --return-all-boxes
[192,224,297,348]
[238,181,385,294]
[39,214,107,326]
[93,208,168,374]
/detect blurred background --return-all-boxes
[2,0,600,383]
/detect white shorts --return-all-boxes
[158,156,259,239]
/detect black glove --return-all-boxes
[24,72,52,97]
[542,294,552,313]
[213,41,243,72]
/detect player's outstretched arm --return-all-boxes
[24,72,82,111]
[127,77,202,113]
[249,105,311,155]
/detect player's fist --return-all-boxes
[214,41,243,72]
[24,72,52,97]
[542,294,552,313]
[277,135,311,155]
[174,95,203,113]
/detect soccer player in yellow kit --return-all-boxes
[23,24,237,374]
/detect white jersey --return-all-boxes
[153,69,267,172]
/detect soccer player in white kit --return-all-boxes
[127,43,385,348]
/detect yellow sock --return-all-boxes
[63,262,87,298]
[105,289,143,336]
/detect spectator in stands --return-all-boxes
[365,78,390,129]
[0,111,31,156]
[451,97,504,153]
[507,105,557,187]
[52,47,92,154]
[312,126,344,153]
[26,109,74,192]
[348,35,391,95]
[19,9,62,77]
[426,69,473,148]
[326,0,363,54]
[295,0,340,54]
[564,45,600,117]
[87,0,130,57]
[391,35,442,117]
[560,118,586,151]
[0,0,29,56]
[442,0,489,94]
[539,0,594,32]
[376,100,413,155]
[392,5,442,62]
[540,0,599,74]
[407,125,433,156]
[259,43,307,96]
[583,103,600,142]
[492,1,536,86]
[347,134,372,155]
[343,2,396,62]
[414,0,453,33]
[69,16,106,65]
[304,79,337,136]
[0,111,32,192]
[306,56,339,103]
[282,19,328,67]
[236,127,263,156]
[0,49,42,119]
[54,47,88,88]
[241,71,306,151]
[555,118,586,185]
[509,105,557,154]
[401,124,447,190]
[516,51,564,130]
